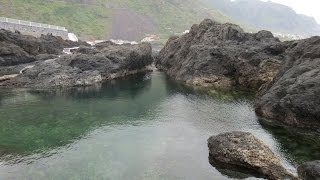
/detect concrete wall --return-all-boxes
[0,21,69,39]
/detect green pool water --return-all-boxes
[0,71,319,180]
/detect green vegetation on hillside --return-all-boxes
[110,0,232,35]
[201,0,320,36]
[0,0,233,40]
[0,0,111,40]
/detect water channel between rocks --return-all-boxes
[0,71,319,180]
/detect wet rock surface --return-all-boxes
[298,160,320,180]
[0,42,153,88]
[207,132,296,180]
[155,19,286,90]
[255,37,320,129]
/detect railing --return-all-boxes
[0,17,67,31]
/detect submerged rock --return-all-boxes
[0,42,153,88]
[207,131,296,180]
[155,19,285,90]
[298,160,320,180]
[255,37,320,129]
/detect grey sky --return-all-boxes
[261,0,320,24]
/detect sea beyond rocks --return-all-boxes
[0,29,153,88]
[155,19,320,130]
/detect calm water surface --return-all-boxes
[0,71,319,180]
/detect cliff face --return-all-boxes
[107,9,158,41]
[202,0,320,36]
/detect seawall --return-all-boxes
[0,17,69,39]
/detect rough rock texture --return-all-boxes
[0,42,153,88]
[298,160,320,180]
[207,132,296,180]
[0,54,59,76]
[255,37,320,129]
[0,29,88,66]
[155,19,286,90]
[156,19,320,129]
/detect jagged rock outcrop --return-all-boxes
[298,160,320,180]
[157,19,320,130]
[207,132,296,180]
[0,42,153,88]
[0,29,88,66]
[155,19,287,90]
[255,37,320,129]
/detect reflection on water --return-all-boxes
[259,119,320,165]
[0,71,318,180]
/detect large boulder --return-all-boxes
[155,19,286,90]
[0,41,36,66]
[0,29,89,66]
[156,19,320,130]
[207,132,296,180]
[255,37,320,129]
[0,42,153,88]
[298,160,320,180]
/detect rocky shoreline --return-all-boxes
[0,29,153,88]
[1,19,319,179]
[155,19,320,179]
[255,36,320,130]
[155,19,285,90]
[155,19,320,131]
[208,131,320,180]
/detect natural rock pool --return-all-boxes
[0,71,319,179]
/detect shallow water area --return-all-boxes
[0,71,319,180]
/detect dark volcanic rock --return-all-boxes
[157,19,320,130]
[255,37,320,129]
[155,19,286,90]
[298,160,320,180]
[207,132,296,180]
[0,41,36,66]
[0,29,89,66]
[0,42,153,88]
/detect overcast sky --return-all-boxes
[261,0,320,24]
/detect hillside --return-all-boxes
[0,0,233,40]
[201,0,320,36]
